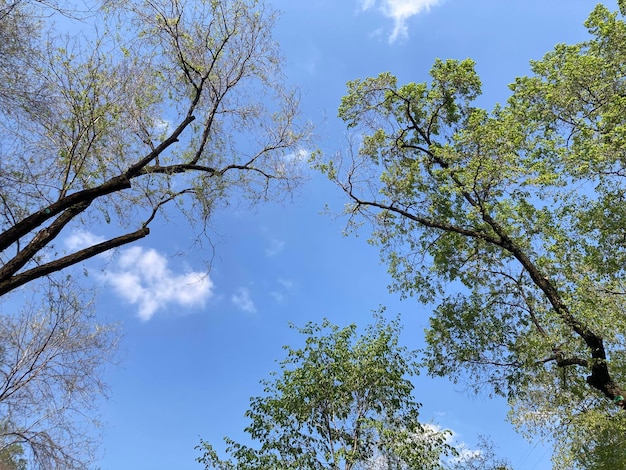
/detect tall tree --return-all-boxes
[0,280,117,469]
[197,315,455,470]
[316,2,626,466]
[0,0,307,467]
[0,0,307,296]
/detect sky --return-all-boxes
[72,0,605,468]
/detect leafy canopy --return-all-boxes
[197,314,455,470]
[0,0,307,467]
[317,2,626,467]
[0,0,309,298]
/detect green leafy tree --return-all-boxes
[0,0,307,467]
[316,2,626,466]
[0,442,26,470]
[197,315,455,469]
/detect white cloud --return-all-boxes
[360,0,443,43]
[265,238,285,257]
[277,278,293,289]
[107,246,213,321]
[232,287,256,313]
[65,230,106,252]
[425,423,483,466]
[450,444,481,464]
[154,117,173,134]
[276,148,311,178]
[365,422,485,468]
[270,278,294,304]
[261,226,287,257]
[284,148,310,162]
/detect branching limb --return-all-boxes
[0,227,149,297]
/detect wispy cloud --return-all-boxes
[107,246,213,321]
[270,278,294,303]
[276,148,311,178]
[261,226,286,257]
[232,287,256,313]
[425,423,483,466]
[359,0,443,43]
[265,238,285,257]
[65,230,106,252]
[277,278,293,289]
[449,444,481,464]
[269,291,284,302]
[284,148,310,162]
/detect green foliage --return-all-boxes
[0,442,26,470]
[318,2,626,467]
[197,313,455,469]
[549,409,626,469]
[0,0,309,296]
[0,0,307,467]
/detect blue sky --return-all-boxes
[79,0,603,468]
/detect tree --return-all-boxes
[197,314,456,469]
[0,443,26,470]
[0,279,117,469]
[445,436,511,470]
[0,0,307,296]
[0,0,307,466]
[316,1,626,466]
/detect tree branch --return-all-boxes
[346,193,501,245]
[0,175,130,253]
[539,354,589,368]
[0,201,92,283]
[0,227,149,296]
